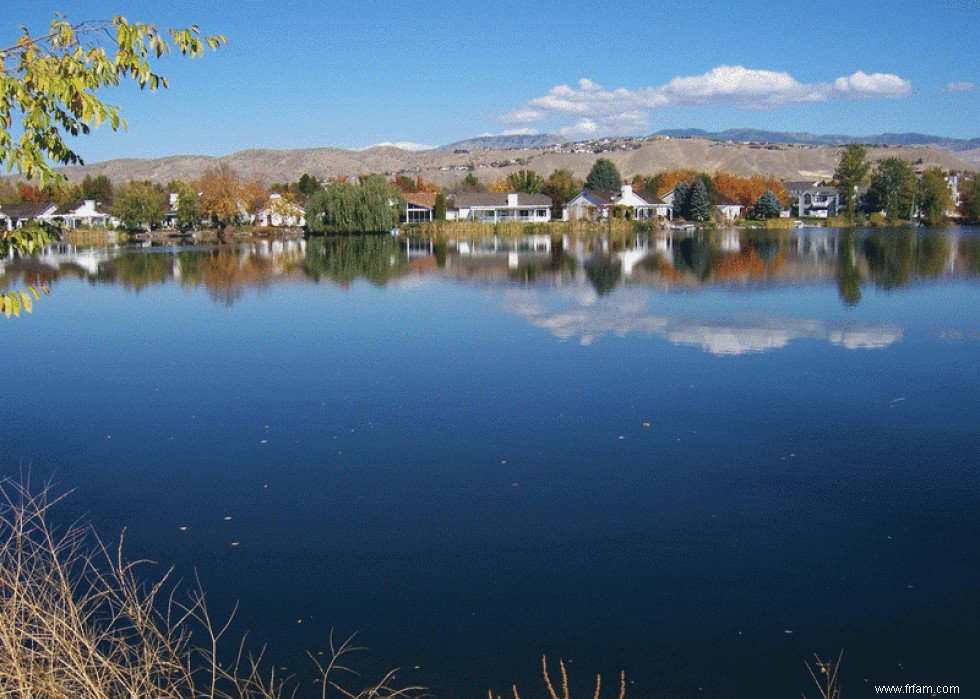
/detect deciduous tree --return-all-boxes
[917,168,953,227]
[305,175,403,233]
[866,157,916,221]
[166,179,201,230]
[507,169,544,194]
[198,164,245,225]
[81,174,113,206]
[959,175,980,225]
[0,14,225,187]
[542,169,581,220]
[112,180,166,231]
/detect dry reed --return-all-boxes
[0,476,423,699]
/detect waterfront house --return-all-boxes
[447,192,551,223]
[403,193,437,224]
[255,193,306,227]
[54,199,117,229]
[715,195,745,222]
[0,202,59,230]
[785,181,842,218]
[564,185,669,221]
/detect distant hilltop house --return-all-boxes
[403,192,438,224]
[0,199,117,230]
[447,192,551,223]
[255,193,305,227]
[785,181,842,218]
[564,184,670,221]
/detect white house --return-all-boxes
[564,185,669,221]
[54,199,117,229]
[0,202,59,230]
[448,192,551,223]
[715,195,745,222]
[255,193,305,227]
[785,181,842,218]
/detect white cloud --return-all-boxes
[944,81,977,92]
[830,71,912,99]
[500,65,912,136]
[500,128,539,136]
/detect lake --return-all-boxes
[1,226,978,698]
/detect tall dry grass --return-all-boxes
[0,476,423,699]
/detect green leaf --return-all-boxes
[6,291,20,317]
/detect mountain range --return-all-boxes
[436,129,980,153]
[48,130,977,187]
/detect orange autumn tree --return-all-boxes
[198,164,267,225]
[655,169,700,198]
[487,176,511,193]
[713,172,788,206]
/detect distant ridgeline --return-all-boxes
[436,130,979,153]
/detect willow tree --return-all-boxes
[0,14,226,188]
[306,176,404,233]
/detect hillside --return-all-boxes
[53,137,975,188]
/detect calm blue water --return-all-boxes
[1,228,978,698]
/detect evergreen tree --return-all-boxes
[434,193,447,221]
[833,144,870,220]
[673,181,692,220]
[753,189,782,219]
[688,179,712,221]
[585,158,622,191]
[296,173,323,201]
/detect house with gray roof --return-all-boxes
[0,202,59,230]
[447,192,551,223]
[785,181,842,218]
[564,184,670,221]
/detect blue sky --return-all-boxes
[4,0,978,162]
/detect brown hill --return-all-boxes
[55,137,974,187]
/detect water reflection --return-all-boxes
[4,228,977,311]
[504,287,904,354]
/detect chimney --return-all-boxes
[507,193,519,207]
[621,184,632,198]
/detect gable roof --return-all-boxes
[0,202,58,219]
[451,193,551,208]
[571,188,658,207]
[405,192,438,209]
